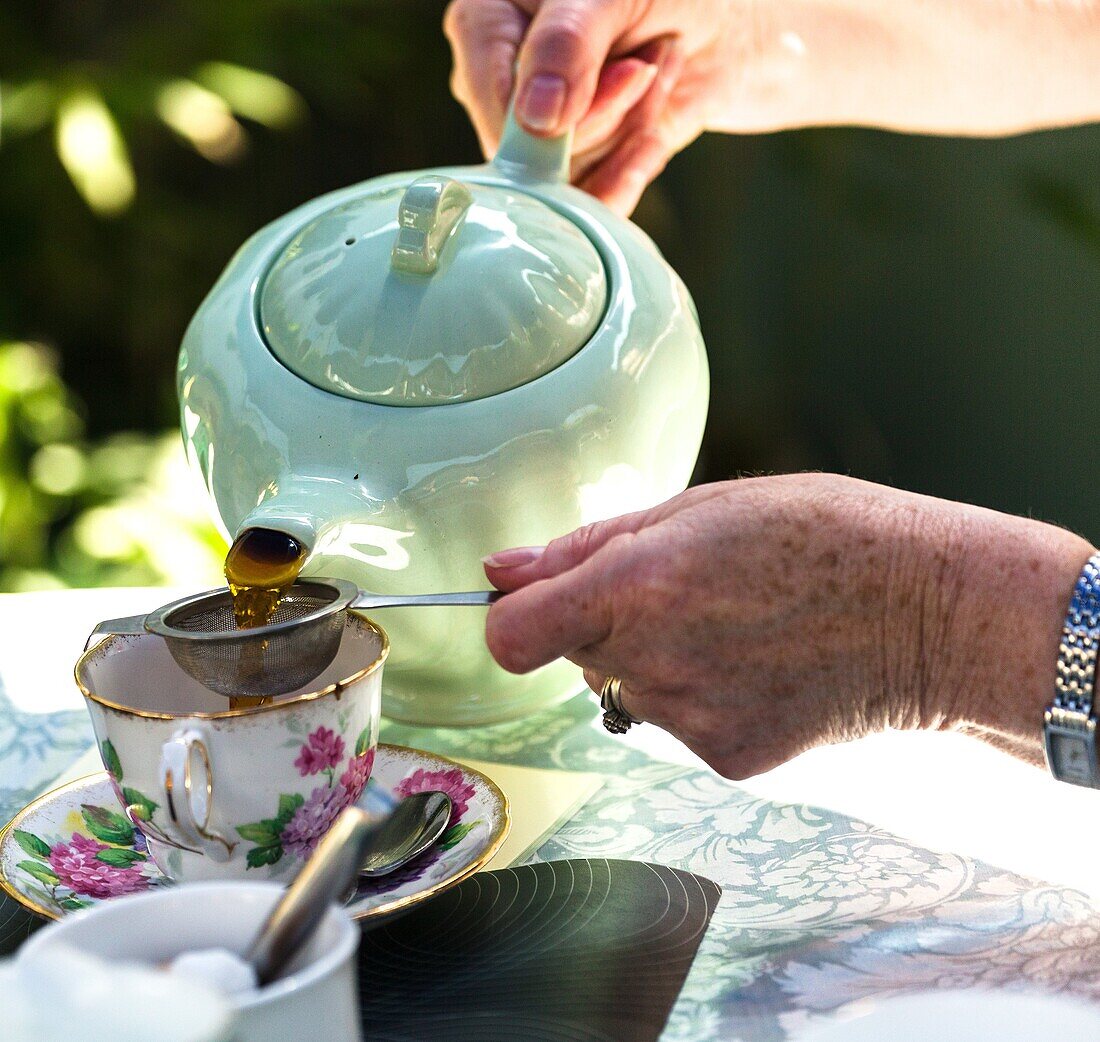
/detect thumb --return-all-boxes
[486,543,618,673]
[514,0,626,135]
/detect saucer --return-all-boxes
[0,743,509,922]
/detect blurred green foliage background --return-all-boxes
[1,0,1098,591]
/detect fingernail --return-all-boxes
[517,74,567,133]
[482,546,545,568]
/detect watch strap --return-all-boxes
[1045,553,1100,787]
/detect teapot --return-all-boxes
[178,111,708,726]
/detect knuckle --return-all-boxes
[715,761,753,782]
[635,126,668,152]
[448,69,468,104]
[629,130,671,174]
[601,529,640,569]
[569,521,605,559]
[528,11,590,72]
[712,747,771,782]
[603,532,668,606]
[441,0,470,43]
[670,702,716,749]
[545,521,605,571]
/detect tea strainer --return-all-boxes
[85,578,499,699]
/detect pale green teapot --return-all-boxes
[178,111,708,725]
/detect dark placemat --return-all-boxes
[357,859,720,1042]
[0,890,41,957]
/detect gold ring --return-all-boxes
[599,675,640,735]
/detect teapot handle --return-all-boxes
[492,100,571,183]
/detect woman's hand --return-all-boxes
[483,474,1094,778]
[444,0,1100,215]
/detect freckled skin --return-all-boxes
[484,474,1094,780]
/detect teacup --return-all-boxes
[20,881,362,1042]
[75,613,386,883]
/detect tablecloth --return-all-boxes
[3,588,1100,1040]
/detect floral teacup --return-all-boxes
[75,613,386,883]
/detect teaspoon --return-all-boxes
[246,791,452,986]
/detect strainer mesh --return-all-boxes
[158,586,348,698]
[164,591,335,632]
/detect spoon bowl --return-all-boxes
[359,790,451,879]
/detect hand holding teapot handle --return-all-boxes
[446,0,1100,215]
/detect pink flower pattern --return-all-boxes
[340,746,376,804]
[395,768,475,830]
[48,833,148,899]
[294,726,346,776]
[237,721,378,864]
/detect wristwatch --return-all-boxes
[1045,553,1100,787]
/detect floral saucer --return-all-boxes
[0,743,509,922]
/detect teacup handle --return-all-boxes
[159,729,234,862]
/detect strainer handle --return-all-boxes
[83,614,148,651]
[349,591,502,610]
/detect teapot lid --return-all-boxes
[258,172,607,406]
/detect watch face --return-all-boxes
[1048,729,1096,786]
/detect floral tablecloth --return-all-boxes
[3,589,1100,1040]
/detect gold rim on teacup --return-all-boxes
[74,610,390,720]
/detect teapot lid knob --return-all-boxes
[390,175,474,276]
[259,156,605,406]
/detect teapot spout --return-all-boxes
[233,505,321,559]
[230,476,383,570]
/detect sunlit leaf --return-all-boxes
[54,90,135,217]
[155,79,246,164]
[0,80,56,139]
[30,443,86,496]
[194,62,306,130]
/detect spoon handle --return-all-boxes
[350,590,502,610]
[246,807,376,987]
